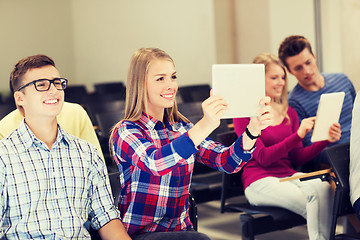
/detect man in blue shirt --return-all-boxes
[0,54,131,239]
[278,35,356,171]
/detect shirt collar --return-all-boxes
[138,112,175,131]
[171,121,185,131]
[18,120,71,151]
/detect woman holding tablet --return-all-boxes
[110,48,272,240]
[233,53,341,240]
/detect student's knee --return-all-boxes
[307,181,332,203]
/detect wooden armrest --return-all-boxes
[280,169,332,182]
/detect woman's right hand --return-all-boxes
[188,91,228,147]
[297,117,316,139]
[200,93,228,130]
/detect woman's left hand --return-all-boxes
[328,123,341,143]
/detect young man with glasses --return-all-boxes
[0,54,131,239]
[0,74,104,160]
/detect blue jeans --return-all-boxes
[131,229,210,240]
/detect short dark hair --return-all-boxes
[278,35,313,70]
[10,54,55,94]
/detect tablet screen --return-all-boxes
[311,92,345,142]
[212,64,265,119]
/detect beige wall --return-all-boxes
[213,0,237,64]
[233,0,316,90]
[234,0,271,63]
[340,0,360,91]
[0,0,74,96]
[321,0,343,74]
[0,0,359,97]
[0,0,217,94]
[70,0,217,91]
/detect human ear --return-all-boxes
[14,91,24,107]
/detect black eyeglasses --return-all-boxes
[17,78,68,92]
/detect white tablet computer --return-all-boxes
[311,92,345,142]
[212,64,265,119]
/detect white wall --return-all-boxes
[0,0,74,96]
[70,0,217,91]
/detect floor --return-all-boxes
[197,199,347,240]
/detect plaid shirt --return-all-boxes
[0,121,120,239]
[112,113,252,236]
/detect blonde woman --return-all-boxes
[233,53,341,240]
[111,48,272,240]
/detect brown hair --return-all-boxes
[10,54,56,115]
[253,53,289,120]
[278,35,313,70]
[10,54,55,94]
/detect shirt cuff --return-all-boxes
[171,132,198,160]
[91,207,121,230]
[233,134,255,162]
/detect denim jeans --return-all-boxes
[131,229,210,240]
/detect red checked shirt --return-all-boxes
[112,113,253,237]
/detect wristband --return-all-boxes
[245,127,260,140]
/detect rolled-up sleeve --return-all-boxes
[89,155,121,230]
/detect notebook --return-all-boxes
[212,64,265,119]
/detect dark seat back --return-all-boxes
[178,84,211,103]
[177,102,203,124]
[64,85,89,105]
[86,100,125,126]
[0,102,16,120]
[326,143,353,216]
[324,143,360,240]
[93,82,126,101]
[178,102,230,143]
[95,110,125,139]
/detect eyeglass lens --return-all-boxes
[35,79,67,91]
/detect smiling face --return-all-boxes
[285,48,322,89]
[145,58,178,120]
[265,63,286,99]
[14,65,64,121]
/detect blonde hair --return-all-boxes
[253,53,289,120]
[123,47,188,123]
[110,48,189,150]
